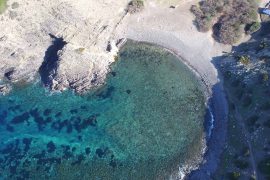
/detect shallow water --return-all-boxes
[0,41,206,179]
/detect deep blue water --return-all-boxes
[0,41,206,179]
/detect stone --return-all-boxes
[0,84,11,95]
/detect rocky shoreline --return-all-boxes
[0,0,128,95]
[0,0,231,179]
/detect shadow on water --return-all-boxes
[188,55,229,180]
[39,34,67,87]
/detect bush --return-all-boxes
[238,55,250,65]
[261,73,269,82]
[191,0,259,44]
[227,171,241,180]
[242,147,250,156]
[191,0,225,32]
[246,22,261,34]
[214,19,244,44]
[259,40,268,51]
[127,0,144,14]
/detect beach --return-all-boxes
[0,0,235,179]
[117,0,231,178]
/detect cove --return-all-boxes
[0,41,206,179]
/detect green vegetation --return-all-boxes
[262,72,269,82]
[75,47,85,54]
[227,171,241,180]
[191,0,259,44]
[259,40,268,51]
[0,0,7,14]
[127,0,144,14]
[214,29,270,178]
[246,21,261,35]
[238,55,250,65]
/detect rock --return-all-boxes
[49,44,116,94]
[0,0,129,94]
[0,84,12,95]
[4,68,16,81]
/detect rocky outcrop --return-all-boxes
[48,43,117,93]
[39,34,67,90]
[0,84,11,95]
[0,0,129,94]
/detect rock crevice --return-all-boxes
[39,34,67,89]
[0,0,129,95]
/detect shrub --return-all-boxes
[191,0,225,32]
[262,73,269,82]
[227,171,241,180]
[250,174,256,180]
[238,55,250,65]
[191,5,203,17]
[242,147,250,156]
[127,0,144,14]
[246,22,261,34]
[75,48,85,53]
[259,40,268,50]
[191,0,258,44]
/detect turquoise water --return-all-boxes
[0,41,206,179]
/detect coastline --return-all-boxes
[0,0,231,178]
[117,0,231,178]
[123,38,228,179]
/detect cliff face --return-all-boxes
[0,0,128,94]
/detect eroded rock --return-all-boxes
[0,84,12,95]
[0,0,129,94]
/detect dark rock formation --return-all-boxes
[39,34,67,88]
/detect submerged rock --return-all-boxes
[0,84,12,95]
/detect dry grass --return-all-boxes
[0,0,7,14]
